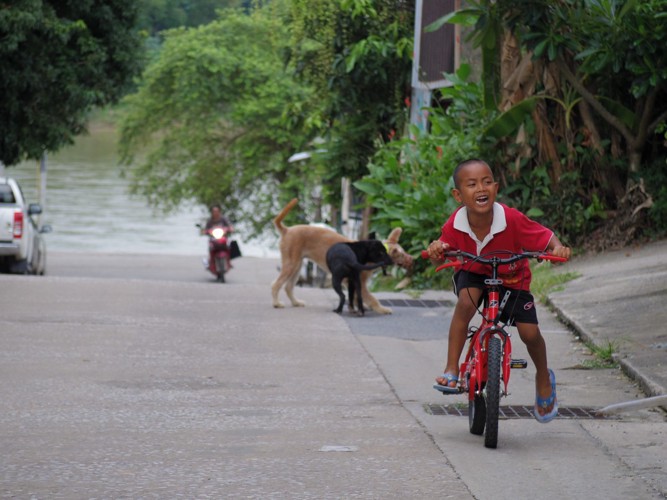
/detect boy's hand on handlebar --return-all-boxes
[426,240,449,261]
[550,245,571,260]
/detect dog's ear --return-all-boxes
[368,231,377,240]
[386,227,402,244]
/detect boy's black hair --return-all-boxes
[452,159,492,189]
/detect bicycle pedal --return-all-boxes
[510,359,528,369]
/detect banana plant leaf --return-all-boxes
[424,9,479,33]
[484,98,538,139]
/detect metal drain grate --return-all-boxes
[379,299,454,308]
[425,404,613,420]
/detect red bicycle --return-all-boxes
[422,249,568,448]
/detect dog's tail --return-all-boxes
[273,198,299,235]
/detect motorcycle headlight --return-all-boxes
[211,228,225,239]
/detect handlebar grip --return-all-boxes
[539,254,569,263]
[422,249,460,272]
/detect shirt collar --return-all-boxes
[453,202,507,253]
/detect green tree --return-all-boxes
[0,0,143,166]
[136,0,248,36]
[288,0,414,210]
[494,0,667,246]
[118,6,317,235]
[551,0,667,174]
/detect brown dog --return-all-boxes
[271,198,413,314]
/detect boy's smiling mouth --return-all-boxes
[476,194,490,205]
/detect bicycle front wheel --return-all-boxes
[484,336,502,448]
[468,372,486,435]
[469,393,486,435]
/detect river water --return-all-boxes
[9,125,278,258]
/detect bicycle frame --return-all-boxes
[436,255,514,400]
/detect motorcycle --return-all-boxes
[197,223,233,282]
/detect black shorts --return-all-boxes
[453,270,538,325]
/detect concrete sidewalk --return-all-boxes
[547,238,667,399]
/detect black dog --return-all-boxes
[326,240,393,316]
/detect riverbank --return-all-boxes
[10,120,278,258]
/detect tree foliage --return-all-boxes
[487,0,667,247]
[119,0,417,236]
[136,0,248,36]
[0,0,143,166]
[118,5,317,234]
[503,0,667,173]
[288,0,415,208]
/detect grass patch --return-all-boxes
[580,339,620,369]
[370,275,424,298]
[369,273,407,292]
[531,261,579,303]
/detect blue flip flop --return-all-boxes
[433,373,460,394]
[534,369,558,423]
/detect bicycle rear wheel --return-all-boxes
[484,336,502,448]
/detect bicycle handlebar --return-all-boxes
[420,249,568,273]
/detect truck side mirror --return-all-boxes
[28,203,42,216]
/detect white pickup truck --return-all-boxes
[0,177,51,274]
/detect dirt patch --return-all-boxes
[583,178,655,252]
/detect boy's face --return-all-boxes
[452,162,498,216]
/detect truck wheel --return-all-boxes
[9,258,29,274]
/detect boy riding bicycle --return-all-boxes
[425,159,571,423]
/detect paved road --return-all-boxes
[1,251,665,499]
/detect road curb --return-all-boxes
[547,296,667,405]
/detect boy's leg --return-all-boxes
[436,286,482,388]
[516,322,555,416]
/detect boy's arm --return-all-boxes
[546,234,571,259]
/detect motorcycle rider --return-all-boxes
[201,204,233,273]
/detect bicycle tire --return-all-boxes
[484,336,502,448]
[468,370,486,435]
[469,392,486,435]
